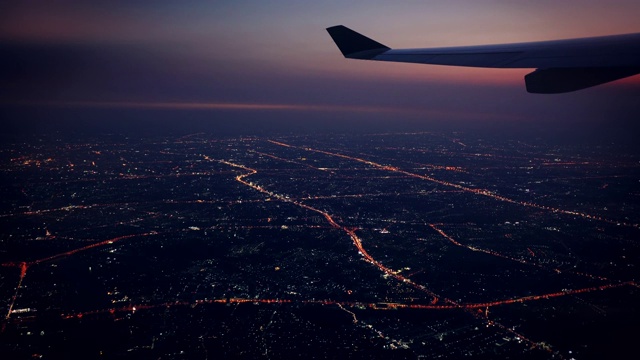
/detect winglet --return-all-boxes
[326,25,390,59]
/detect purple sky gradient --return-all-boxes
[2,1,640,129]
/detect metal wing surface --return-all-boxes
[326,25,640,93]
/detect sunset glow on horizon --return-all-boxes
[2,1,640,126]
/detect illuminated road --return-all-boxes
[3,135,637,358]
[211,141,640,357]
[45,278,627,359]
[429,223,614,282]
[217,158,446,304]
[4,262,27,320]
[214,152,637,358]
[2,232,166,321]
[266,140,638,228]
[4,277,629,325]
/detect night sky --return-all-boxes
[2,1,640,137]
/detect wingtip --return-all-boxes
[326,25,390,59]
[326,25,344,31]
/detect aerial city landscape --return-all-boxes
[3,1,640,359]
[0,129,638,359]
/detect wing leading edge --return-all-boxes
[326,25,640,93]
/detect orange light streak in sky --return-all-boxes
[4,100,522,122]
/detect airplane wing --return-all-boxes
[326,25,640,93]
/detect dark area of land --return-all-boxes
[1,118,639,359]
